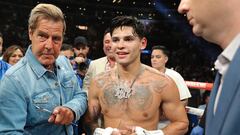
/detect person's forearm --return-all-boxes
[63,90,87,121]
[162,121,189,135]
[83,109,101,133]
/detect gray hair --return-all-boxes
[28,3,66,34]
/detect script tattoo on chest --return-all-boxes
[102,82,153,110]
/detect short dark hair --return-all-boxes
[110,16,146,39]
[104,27,110,37]
[61,43,73,51]
[73,36,88,48]
[151,45,170,57]
[0,32,3,38]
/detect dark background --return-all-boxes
[0,0,222,82]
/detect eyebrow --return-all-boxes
[38,30,48,36]
[112,34,136,38]
[38,30,62,37]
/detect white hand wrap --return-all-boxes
[135,126,164,135]
[94,127,118,135]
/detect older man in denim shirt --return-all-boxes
[0,4,87,135]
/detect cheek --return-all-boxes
[32,44,42,55]
[53,46,61,54]
[161,60,166,65]
[9,57,15,64]
[106,44,112,49]
[111,45,117,51]
[74,50,79,54]
[83,50,88,54]
[152,58,159,62]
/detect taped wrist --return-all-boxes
[135,126,164,135]
[94,127,118,135]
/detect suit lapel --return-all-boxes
[212,47,240,133]
[206,72,221,132]
[96,57,108,75]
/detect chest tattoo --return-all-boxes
[102,83,153,110]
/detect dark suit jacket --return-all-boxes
[206,47,240,135]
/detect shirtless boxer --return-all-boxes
[87,16,189,135]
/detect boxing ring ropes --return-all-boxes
[185,81,213,117]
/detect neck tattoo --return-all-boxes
[115,65,144,99]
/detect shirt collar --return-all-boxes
[222,34,240,62]
[215,34,240,74]
[26,46,58,78]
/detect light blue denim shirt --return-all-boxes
[0,46,87,135]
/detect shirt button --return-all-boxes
[55,82,59,87]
